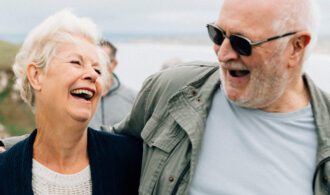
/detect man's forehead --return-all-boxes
[217,0,281,33]
[219,0,279,19]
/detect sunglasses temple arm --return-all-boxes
[251,32,297,46]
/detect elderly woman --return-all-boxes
[0,10,142,195]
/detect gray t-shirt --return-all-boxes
[190,87,317,195]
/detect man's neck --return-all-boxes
[261,76,310,113]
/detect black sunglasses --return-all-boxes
[206,23,297,56]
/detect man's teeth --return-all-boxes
[71,89,94,99]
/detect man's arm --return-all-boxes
[113,63,215,137]
[0,134,29,151]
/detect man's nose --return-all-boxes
[215,38,239,63]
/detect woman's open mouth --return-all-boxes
[70,89,95,101]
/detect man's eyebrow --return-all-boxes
[218,24,253,38]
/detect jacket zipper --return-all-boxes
[171,162,191,195]
[313,156,330,192]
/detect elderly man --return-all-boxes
[1,0,329,194]
[114,0,329,194]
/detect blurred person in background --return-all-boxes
[0,10,141,195]
[89,39,136,131]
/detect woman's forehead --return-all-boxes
[53,39,98,60]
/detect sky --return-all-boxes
[1,0,330,41]
[0,0,220,37]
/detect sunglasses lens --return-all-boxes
[207,25,225,45]
[230,36,252,56]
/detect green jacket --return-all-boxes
[114,61,330,195]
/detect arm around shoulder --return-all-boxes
[0,134,29,150]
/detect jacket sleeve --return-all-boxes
[113,74,156,138]
[0,134,29,150]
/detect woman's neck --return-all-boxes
[33,119,89,174]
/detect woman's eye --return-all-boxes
[94,69,101,75]
[70,60,81,65]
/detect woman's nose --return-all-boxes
[82,66,99,82]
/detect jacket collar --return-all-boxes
[304,74,330,164]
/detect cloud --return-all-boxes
[0,0,328,38]
[0,0,221,35]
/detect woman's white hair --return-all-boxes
[272,0,321,61]
[13,9,109,108]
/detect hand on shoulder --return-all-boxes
[0,146,6,153]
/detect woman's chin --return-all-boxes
[68,111,93,124]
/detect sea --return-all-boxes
[1,33,329,93]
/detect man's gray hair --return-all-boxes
[272,0,320,60]
[13,9,109,108]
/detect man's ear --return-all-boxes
[26,63,43,91]
[288,32,311,67]
[110,59,118,72]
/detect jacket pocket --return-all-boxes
[139,116,186,195]
[142,116,185,153]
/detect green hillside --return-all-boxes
[0,40,20,70]
[0,88,35,136]
[0,40,34,136]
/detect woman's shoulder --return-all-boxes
[87,128,142,194]
[87,127,142,169]
[88,128,142,153]
[88,127,140,141]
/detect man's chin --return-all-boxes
[224,91,259,109]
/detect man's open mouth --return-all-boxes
[70,89,95,101]
[229,70,250,77]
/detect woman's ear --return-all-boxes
[26,63,43,91]
[288,32,311,67]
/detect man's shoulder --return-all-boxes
[159,61,219,79]
[305,74,330,106]
[149,61,219,90]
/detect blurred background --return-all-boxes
[0,0,329,137]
